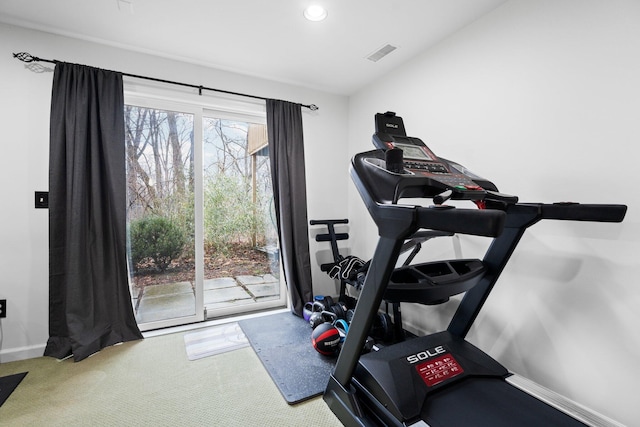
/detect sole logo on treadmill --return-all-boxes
[406,345,445,364]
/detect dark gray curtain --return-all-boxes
[266,100,313,316]
[45,62,143,362]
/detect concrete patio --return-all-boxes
[134,274,279,324]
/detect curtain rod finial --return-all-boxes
[13,52,38,63]
[308,104,319,111]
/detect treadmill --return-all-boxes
[323,112,627,427]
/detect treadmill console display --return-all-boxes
[393,143,433,161]
[365,111,501,204]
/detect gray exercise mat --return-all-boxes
[239,311,336,404]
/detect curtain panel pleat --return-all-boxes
[46,62,142,362]
[266,100,313,316]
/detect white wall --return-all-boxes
[348,0,640,425]
[0,23,348,362]
[3,0,639,422]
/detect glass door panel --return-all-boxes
[125,104,203,329]
[202,116,285,317]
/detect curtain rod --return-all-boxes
[13,52,319,111]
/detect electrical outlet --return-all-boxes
[0,299,6,318]
[35,191,49,209]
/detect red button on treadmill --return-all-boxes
[464,184,483,191]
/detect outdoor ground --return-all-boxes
[132,244,273,292]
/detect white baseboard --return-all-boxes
[0,344,46,363]
[507,374,625,427]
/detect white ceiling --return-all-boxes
[0,0,507,95]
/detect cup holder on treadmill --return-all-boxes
[384,259,485,304]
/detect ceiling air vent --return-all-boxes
[366,44,398,62]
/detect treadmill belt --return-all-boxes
[422,377,586,427]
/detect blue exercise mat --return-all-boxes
[239,311,336,404]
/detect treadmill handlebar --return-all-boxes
[354,184,506,240]
[541,203,627,222]
[502,203,627,228]
[350,150,627,239]
[351,150,507,239]
[415,206,506,238]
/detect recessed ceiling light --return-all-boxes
[304,5,328,22]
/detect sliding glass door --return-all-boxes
[124,95,285,330]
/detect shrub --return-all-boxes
[130,216,186,271]
[204,174,263,254]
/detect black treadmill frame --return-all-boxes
[323,149,626,427]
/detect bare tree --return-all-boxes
[167,111,185,197]
[126,106,158,214]
[126,106,195,219]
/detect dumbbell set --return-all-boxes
[304,295,394,356]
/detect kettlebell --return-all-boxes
[303,302,314,321]
[309,302,329,328]
[310,310,338,329]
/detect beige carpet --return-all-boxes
[0,330,341,426]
